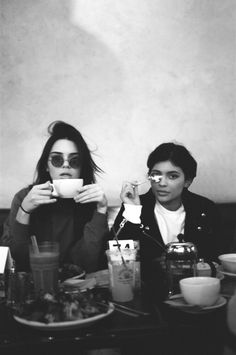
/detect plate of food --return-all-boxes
[13,289,114,331]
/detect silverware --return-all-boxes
[96,301,150,317]
[96,301,138,318]
[111,302,150,316]
[131,180,148,188]
[114,307,140,317]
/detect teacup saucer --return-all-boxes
[164,294,227,314]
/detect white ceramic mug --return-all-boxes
[179,276,220,307]
[51,179,83,198]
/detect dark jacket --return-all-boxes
[112,189,224,286]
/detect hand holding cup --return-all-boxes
[74,183,108,213]
[21,181,57,213]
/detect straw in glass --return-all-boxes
[31,235,40,254]
[112,219,128,268]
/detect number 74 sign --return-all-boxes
[108,239,135,250]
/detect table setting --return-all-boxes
[5,236,236,324]
[2,236,151,334]
[6,263,115,332]
[1,234,236,355]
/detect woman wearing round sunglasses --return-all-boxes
[112,142,225,297]
[2,121,108,272]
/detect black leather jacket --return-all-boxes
[112,189,224,288]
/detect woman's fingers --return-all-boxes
[33,198,57,205]
[120,181,140,204]
[121,182,132,198]
[74,184,107,205]
[36,181,52,189]
[22,181,56,212]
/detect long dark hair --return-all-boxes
[33,121,103,185]
[147,142,197,180]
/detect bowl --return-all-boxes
[179,277,220,307]
[218,254,236,274]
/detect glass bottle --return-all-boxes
[6,259,17,307]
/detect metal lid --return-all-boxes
[166,241,198,260]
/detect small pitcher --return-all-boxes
[166,235,198,297]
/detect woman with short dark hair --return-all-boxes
[112,142,224,291]
[147,142,197,181]
[1,121,108,272]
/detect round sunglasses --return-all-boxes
[48,154,80,169]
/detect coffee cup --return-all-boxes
[179,276,220,307]
[218,253,236,274]
[51,179,83,198]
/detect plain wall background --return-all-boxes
[1,0,236,208]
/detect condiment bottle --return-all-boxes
[6,259,17,307]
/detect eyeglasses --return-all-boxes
[48,154,80,169]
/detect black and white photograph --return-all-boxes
[0,1,236,354]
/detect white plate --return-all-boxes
[69,271,86,280]
[62,278,96,290]
[165,295,227,314]
[221,270,236,278]
[13,303,115,331]
[59,266,86,281]
[86,269,110,287]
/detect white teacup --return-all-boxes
[179,276,220,307]
[51,179,83,198]
[218,254,236,274]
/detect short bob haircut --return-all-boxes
[147,142,197,180]
[34,121,102,185]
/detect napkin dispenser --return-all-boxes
[0,246,14,298]
[165,234,198,296]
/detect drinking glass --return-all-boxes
[29,241,59,296]
[106,249,137,303]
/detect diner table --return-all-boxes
[0,269,236,355]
